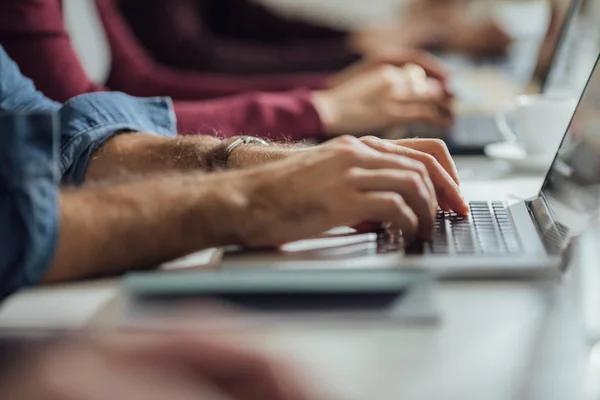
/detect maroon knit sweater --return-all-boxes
[0,0,330,139]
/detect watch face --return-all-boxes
[241,136,269,146]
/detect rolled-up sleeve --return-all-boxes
[0,113,60,299]
[58,92,177,185]
[0,45,177,186]
[0,96,176,298]
[0,46,178,298]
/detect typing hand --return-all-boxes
[358,136,469,215]
[230,136,439,243]
[328,48,450,91]
[313,64,452,136]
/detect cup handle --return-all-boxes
[495,107,517,143]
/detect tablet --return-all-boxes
[123,269,429,298]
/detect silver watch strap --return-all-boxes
[224,136,270,158]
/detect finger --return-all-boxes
[381,64,449,111]
[358,192,419,240]
[375,49,449,83]
[410,53,449,83]
[392,147,467,214]
[425,78,455,110]
[394,138,460,184]
[438,197,451,213]
[351,151,437,201]
[389,78,453,118]
[386,81,453,126]
[359,138,468,214]
[352,169,436,237]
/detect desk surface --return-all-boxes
[0,156,595,400]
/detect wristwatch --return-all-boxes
[208,136,270,171]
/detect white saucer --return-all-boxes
[484,141,553,172]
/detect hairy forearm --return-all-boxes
[227,141,310,169]
[45,173,242,283]
[86,133,221,182]
[86,133,309,183]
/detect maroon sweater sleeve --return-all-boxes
[96,0,329,94]
[175,88,322,140]
[118,0,359,75]
[0,0,325,140]
[0,0,107,99]
[208,0,347,41]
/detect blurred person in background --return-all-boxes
[399,0,512,57]
[0,332,326,400]
[0,0,454,143]
[0,44,468,300]
[119,0,512,76]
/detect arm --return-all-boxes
[0,91,172,296]
[118,0,358,75]
[173,89,324,140]
[0,0,328,140]
[0,87,292,291]
[0,0,326,101]
[0,108,264,289]
[85,133,302,183]
[0,113,60,298]
[98,0,331,93]
[54,134,470,283]
[46,172,242,283]
[0,34,316,181]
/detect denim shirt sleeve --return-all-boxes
[0,113,60,299]
[59,92,177,185]
[0,45,177,186]
[0,46,177,298]
[0,46,61,114]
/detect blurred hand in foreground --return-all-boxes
[1,333,320,400]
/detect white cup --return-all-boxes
[495,94,578,156]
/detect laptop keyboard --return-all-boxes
[431,201,522,255]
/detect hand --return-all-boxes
[329,48,450,89]
[2,334,317,400]
[357,136,468,214]
[400,1,512,57]
[312,64,452,136]
[229,136,461,245]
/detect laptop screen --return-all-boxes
[539,53,600,240]
[544,0,599,96]
[532,0,580,90]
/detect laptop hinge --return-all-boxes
[526,195,552,230]
[527,195,572,260]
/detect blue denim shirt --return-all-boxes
[0,46,177,299]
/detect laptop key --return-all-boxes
[426,201,523,256]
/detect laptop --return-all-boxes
[221,52,600,279]
[445,0,580,155]
[544,1,600,98]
